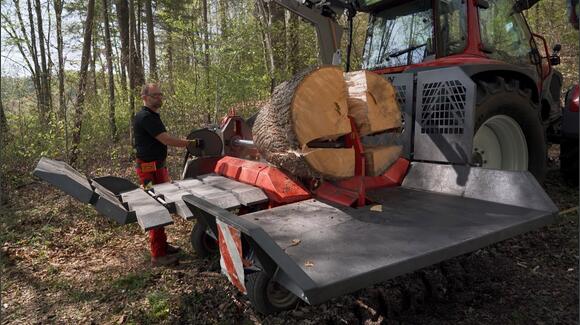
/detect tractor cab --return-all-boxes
[362,0,467,70]
[360,0,545,73]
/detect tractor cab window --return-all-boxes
[478,0,533,65]
[363,0,467,70]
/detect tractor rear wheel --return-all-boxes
[190,222,218,258]
[246,271,299,314]
[473,77,546,182]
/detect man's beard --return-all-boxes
[151,101,162,109]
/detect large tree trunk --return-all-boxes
[253,67,354,179]
[103,0,117,141]
[345,70,401,136]
[145,0,157,80]
[69,0,96,166]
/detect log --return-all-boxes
[345,70,401,136]
[252,66,355,179]
[364,145,403,176]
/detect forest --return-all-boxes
[1,0,579,323]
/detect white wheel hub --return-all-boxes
[473,115,528,171]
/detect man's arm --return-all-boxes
[155,132,189,147]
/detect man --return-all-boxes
[134,83,203,266]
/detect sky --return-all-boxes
[1,0,89,78]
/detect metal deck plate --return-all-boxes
[121,189,173,231]
[33,157,94,203]
[197,174,268,206]
[237,190,556,304]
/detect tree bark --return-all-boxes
[34,0,51,122]
[202,0,211,112]
[285,11,300,75]
[129,0,145,84]
[69,0,96,166]
[255,0,276,93]
[54,0,65,119]
[26,0,43,120]
[116,0,144,88]
[103,0,117,141]
[252,67,354,179]
[145,0,158,80]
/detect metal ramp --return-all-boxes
[33,158,268,231]
[183,162,558,305]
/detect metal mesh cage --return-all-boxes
[419,80,467,135]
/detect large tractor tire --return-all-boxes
[472,77,547,182]
[246,271,299,314]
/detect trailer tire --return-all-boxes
[474,77,547,182]
[560,138,579,185]
[246,271,299,314]
[190,222,218,258]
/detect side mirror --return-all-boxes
[550,44,561,66]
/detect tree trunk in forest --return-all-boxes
[0,99,7,133]
[255,0,276,93]
[90,28,98,95]
[34,0,51,122]
[116,0,144,87]
[129,0,145,85]
[285,11,300,75]
[252,67,354,179]
[0,99,6,206]
[26,0,43,121]
[54,0,65,119]
[103,0,117,142]
[202,0,211,113]
[69,0,96,166]
[136,0,143,70]
[145,0,158,80]
[3,1,35,87]
[166,29,175,93]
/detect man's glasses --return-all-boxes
[148,92,164,98]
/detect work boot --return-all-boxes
[151,254,179,267]
[166,244,181,256]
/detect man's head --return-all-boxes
[141,83,164,110]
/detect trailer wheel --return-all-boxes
[473,77,546,182]
[246,271,299,314]
[190,222,218,258]
[560,138,579,185]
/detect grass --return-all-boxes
[146,291,170,322]
[112,271,153,293]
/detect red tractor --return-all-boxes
[279,0,565,182]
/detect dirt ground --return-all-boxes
[1,145,578,325]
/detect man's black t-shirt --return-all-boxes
[133,106,167,162]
